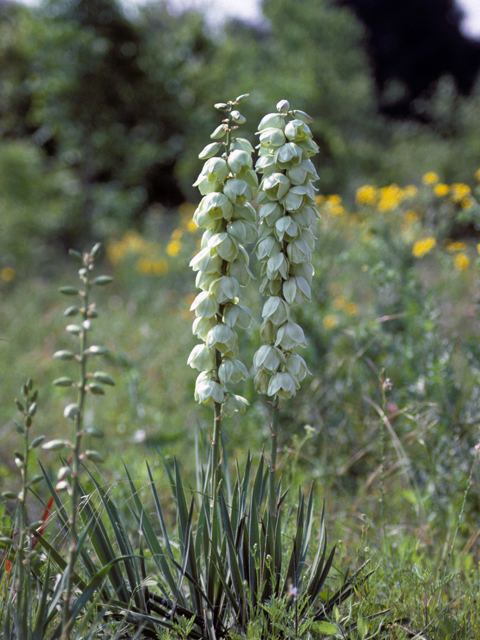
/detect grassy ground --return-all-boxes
[1,177,480,637]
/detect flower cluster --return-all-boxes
[188,96,257,414]
[253,100,320,400]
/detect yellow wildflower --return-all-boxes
[433,183,449,197]
[326,194,342,205]
[0,266,15,283]
[323,314,338,330]
[107,241,126,265]
[451,183,471,203]
[331,205,345,216]
[325,199,345,216]
[186,219,198,233]
[403,185,418,198]
[166,240,182,257]
[123,230,148,252]
[460,196,474,210]
[315,194,325,205]
[135,258,168,276]
[171,228,183,241]
[412,237,436,258]
[422,172,439,185]
[475,168,480,182]
[136,258,153,274]
[453,253,470,272]
[446,241,466,253]
[152,259,168,275]
[403,210,419,225]
[345,302,359,316]
[107,230,153,265]
[332,296,358,316]
[356,185,377,206]
[377,184,403,212]
[477,243,480,255]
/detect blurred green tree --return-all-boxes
[0,0,213,254]
[1,0,479,265]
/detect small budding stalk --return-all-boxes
[47,244,114,639]
[9,380,41,637]
[188,94,258,488]
[253,99,320,509]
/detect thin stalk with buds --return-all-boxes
[11,379,40,639]
[46,244,113,639]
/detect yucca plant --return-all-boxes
[120,452,371,639]
[0,99,373,640]
[101,98,370,638]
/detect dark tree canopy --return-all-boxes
[339,0,480,118]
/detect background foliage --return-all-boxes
[1,0,480,637]
[2,0,480,267]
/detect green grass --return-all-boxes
[1,181,480,637]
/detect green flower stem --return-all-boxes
[16,384,34,638]
[61,278,89,639]
[211,352,223,496]
[211,110,233,496]
[17,422,29,589]
[269,397,279,519]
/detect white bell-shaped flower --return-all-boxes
[195,372,225,405]
[188,344,215,371]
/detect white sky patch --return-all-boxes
[16,0,480,36]
[166,0,262,24]
[457,0,480,37]
[17,0,263,23]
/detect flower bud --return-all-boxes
[276,99,290,113]
[231,110,246,125]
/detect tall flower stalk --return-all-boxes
[10,380,39,639]
[252,99,320,515]
[47,244,113,639]
[188,95,257,493]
